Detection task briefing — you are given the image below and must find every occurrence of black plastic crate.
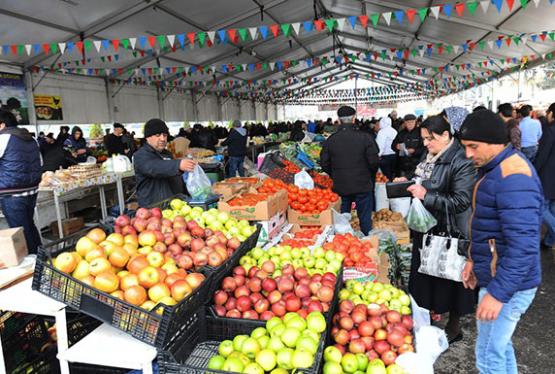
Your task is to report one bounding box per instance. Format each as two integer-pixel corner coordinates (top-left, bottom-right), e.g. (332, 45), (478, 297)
(32, 226), (211, 348)
(66, 309), (103, 347)
(158, 313), (325, 374)
(0, 311), (35, 341)
(11, 354), (60, 374)
(0, 312), (51, 372)
(68, 362), (131, 374)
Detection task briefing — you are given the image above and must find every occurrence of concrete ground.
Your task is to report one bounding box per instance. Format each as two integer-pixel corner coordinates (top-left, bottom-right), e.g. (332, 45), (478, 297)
(434, 248), (555, 374)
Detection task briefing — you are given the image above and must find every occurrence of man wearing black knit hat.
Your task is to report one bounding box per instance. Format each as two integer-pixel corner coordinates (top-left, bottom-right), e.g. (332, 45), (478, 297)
(103, 122), (127, 156)
(320, 106), (379, 235)
(133, 118), (196, 207)
(459, 110), (542, 374)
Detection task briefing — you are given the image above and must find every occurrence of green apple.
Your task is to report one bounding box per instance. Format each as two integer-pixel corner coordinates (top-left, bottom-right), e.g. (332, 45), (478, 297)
(352, 282), (365, 295)
(270, 369), (288, 374)
(324, 346), (343, 364)
(218, 340), (234, 357)
(267, 336), (285, 352)
(401, 306), (412, 315)
(266, 317), (283, 332)
(389, 299), (402, 311)
(169, 199), (184, 210)
(300, 247), (310, 258)
(325, 250), (336, 262)
(243, 363), (264, 374)
(238, 219), (250, 227)
(292, 349), (314, 369)
(285, 316), (306, 331)
(276, 348), (294, 370)
(368, 359), (386, 369)
(379, 290), (392, 301)
(315, 258), (327, 269)
(323, 362), (344, 374)
(367, 366), (387, 374)
(257, 335), (270, 350)
(301, 329), (320, 343)
(280, 251), (292, 261)
(179, 204), (191, 216)
(233, 335), (248, 352)
(372, 283), (384, 293)
(222, 357), (244, 373)
(342, 353), (359, 373)
(217, 211), (230, 223)
(296, 336), (318, 355)
(306, 312), (327, 333)
(251, 327), (267, 340)
(398, 294), (411, 306)
(207, 355), (225, 370)
(242, 337), (261, 359)
(292, 259), (304, 269)
(269, 324), (286, 338)
(356, 353), (369, 371)
(251, 247), (264, 260)
(280, 327), (301, 348)
(339, 289), (351, 300)
(229, 351), (250, 367)
(303, 257), (316, 268)
(255, 349), (277, 372)
(283, 312), (299, 324)
(291, 248), (302, 259)
(385, 364), (407, 374)
(313, 247), (325, 258)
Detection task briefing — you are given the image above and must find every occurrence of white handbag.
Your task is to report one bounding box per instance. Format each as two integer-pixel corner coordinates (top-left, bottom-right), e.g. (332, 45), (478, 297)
(418, 204), (469, 282)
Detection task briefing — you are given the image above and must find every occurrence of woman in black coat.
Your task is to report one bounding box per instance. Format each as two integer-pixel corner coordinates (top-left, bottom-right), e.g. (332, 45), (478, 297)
(396, 116), (477, 343)
(535, 102), (555, 248)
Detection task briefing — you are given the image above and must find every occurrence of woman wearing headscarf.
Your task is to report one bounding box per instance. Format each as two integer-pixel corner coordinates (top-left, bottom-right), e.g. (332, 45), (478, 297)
(63, 126), (88, 164)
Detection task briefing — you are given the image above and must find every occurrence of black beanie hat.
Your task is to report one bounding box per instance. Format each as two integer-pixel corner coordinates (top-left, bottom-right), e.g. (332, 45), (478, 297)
(337, 106), (356, 118)
(113, 122), (124, 129)
(459, 109), (508, 145)
(144, 118), (169, 138)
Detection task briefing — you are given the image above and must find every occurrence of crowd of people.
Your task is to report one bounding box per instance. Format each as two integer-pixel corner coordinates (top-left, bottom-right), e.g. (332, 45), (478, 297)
(1, 98), (554, 373)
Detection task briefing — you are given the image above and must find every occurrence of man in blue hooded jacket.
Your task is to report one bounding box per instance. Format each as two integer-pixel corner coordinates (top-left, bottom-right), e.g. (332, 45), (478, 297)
(0, 110), (43, 253)
(459, 110), (543, 374)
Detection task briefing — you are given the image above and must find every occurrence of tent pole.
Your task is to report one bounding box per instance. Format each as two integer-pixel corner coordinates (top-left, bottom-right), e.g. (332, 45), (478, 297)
(24, 70), (38, 135)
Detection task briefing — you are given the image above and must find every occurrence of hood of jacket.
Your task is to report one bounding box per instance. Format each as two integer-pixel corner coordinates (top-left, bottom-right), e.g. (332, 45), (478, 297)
(234, 127), (247, 136)
(379, 117), (392, 129)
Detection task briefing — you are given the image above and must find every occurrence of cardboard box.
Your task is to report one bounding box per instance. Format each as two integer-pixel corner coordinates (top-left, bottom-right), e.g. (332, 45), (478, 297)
(212, 181), (250, 199)
(257, 211), (288, 243)
(0, 228), (28, 269)
(218, 189), (288, 221)
(50, 217), (84, 238)
(287, 200), (341, 226)
(372, 220), (410, 245)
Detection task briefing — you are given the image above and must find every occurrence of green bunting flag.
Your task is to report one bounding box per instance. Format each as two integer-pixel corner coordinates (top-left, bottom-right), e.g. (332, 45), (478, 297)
(370, 13), (380, 27)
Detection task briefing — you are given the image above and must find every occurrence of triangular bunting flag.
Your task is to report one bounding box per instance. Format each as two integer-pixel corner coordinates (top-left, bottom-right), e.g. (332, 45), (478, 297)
(520, 0), (528, 8)
(382, 12), (392, 25)
(430, 6), (440, 19)
(532, 0), (541, 6)
(238, 28), (248, 41)
(25, 44), (32, 55)
(348, 16), (357, 29)
(303, 21), (314, 32)
(479, 40), (485, 50)
(418, 8), (428, 21)
(177, 34), (185, 48)
(507, 0), (515, 10)
(455, 3), (466, 16)
(324, 19), (335, 32)
(218, 30), (226, 43)
(336, 18), (346, 31)
(370, 13), (380, 27)
(480, 0), (491, 13)
(112, 39), (120, 51)
(208, 31), (216, 44)
(259, 25), (269, 39)
(120, 39), (128, 50)
(129, 37), (136, 49)
(59, 42), (67, 54)
(228, 29), (237, 43)
(443, 4), (453, 17)
(148, 36), (156, 48)
(406, 9), (417, 23)
(269, 62), (275, 70)
(291, 22), (301, 35)
(487, 40), (494, 49)
(467, 1), (479, 14)
(394, 10), (404, 23)
(167, 35), (175, 47)
(270, 24), (280, 38)
(453, 45), (460, 54)
(314, 19), (325, 31)
(493, 0), (503, 12)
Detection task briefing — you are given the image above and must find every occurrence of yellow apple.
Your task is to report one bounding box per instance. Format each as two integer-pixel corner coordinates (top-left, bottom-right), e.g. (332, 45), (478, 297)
(89, 258), (112, 276)
(147, 252), (164, 268)
(72, 260), (91, 280)
(106, 233), (125, 247)
(138, 246), (153, 255)
(53, 252), (77, 274)
(75, 237), (98, 258)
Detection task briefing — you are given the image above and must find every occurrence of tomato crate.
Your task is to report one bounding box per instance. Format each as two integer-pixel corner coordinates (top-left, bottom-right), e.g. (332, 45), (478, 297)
(32, 226), (211, 348)
(157, 312), (325, 374)
(0, 311), (51, 372)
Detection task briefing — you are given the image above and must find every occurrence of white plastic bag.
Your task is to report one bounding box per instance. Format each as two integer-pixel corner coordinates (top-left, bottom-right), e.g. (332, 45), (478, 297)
(406, 198), (437, 233)
(332, 209), (353, 234)
(113, 155), (132, 172)
(415, 326), (449, 364)
(294, 169), (314, 190)
(185, 164), (212, 199)
(374, 182), (390, 211)
(390, 197), (411, 218)
(396, 352), (434, 374)
(410, 295), (430, 330)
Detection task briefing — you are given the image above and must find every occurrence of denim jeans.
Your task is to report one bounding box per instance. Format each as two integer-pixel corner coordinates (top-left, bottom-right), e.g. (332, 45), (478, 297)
(0, 194), (42, 254)
(543, 199), (555, 246)
(476, 287), (537, 374)
(340, 192), (373, 235)
(227, 156), (245, 178)
(521, 146), (538, 162)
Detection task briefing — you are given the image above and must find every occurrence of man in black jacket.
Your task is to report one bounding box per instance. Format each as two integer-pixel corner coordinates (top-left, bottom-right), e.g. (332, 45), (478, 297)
(391, 114), (424, 178)
(40, 133), (66, 171)
(103, 123), (128, 156)
(320, 106), (380, 235)
(133, 119), (196, 207)
(222, 120), (248, 177)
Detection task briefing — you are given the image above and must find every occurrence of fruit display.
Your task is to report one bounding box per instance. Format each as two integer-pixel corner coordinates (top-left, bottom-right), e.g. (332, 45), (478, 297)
(52, 227), (206, 311)
(291, 228), (322, 240)
(324, 298), (413, 374)
(279, 238), (315, 249)
(239, 246), (343, 277)
(207, 312), (327, 373)
(283, 160), (301, 174)
(279, 227), (323, 249)
(338, 281), (412, 316)
(323, 234), (378, 269)
(227, 177), (260, 185)
(228, 193), (275, 207)
(257, 178), (288, 194)
(309, 171), (333, 189)
(212, 259), (340, 321)
(375, 172), (389, 183)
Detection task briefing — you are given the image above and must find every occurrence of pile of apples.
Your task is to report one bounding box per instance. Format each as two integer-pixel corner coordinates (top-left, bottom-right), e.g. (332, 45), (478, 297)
(339, 281), (412, 316)
(239, 246), (343, 277)
(323, 234), (378, 269)
(327, 299), (414, 371)
(213, 262), (338, 321)
(207, 312), (327, 373)
(52, 228), (205, 311)
(114, 205), (255, 272)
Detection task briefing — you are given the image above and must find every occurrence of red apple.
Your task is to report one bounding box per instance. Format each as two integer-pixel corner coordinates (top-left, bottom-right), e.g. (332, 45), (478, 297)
(317, 286), (334, 303)
(339, 300), (354, 314)
(236, 295), (252, 312)
(307, 300), (324, 313)
(226, 309), (241, 318)
(374, 340), (390, 355)
(247, 278), (262, 293)
(334, 329), (350, 345)
(381, 350), (397, 366)
(293, 267), (308, 280)
(190, 238), (205, 252)
(261, 260), (275, 274)
(358, 321), (375, 337)
(242, 310), (259, 320)
(260, 311), (274, 321)
(233, 266), (246, 277)
(339, 316), (354, 331)
(234, 285), (250, 298)
(277, 276), (294, 293)
(294, 284), (311, 299)
(254, 299), (270, 314)
(249, 292), (263, 304)
(349, 339), (366, 354)
(386, 310), (402, 324)
(374, 328), (387, 341)
(224, 297), (236, 311)
(214, 290), (228, 306)
(222, 277), (237, 292)
(267, 290), (282, 304)
(271, 300), (286, 317)
(285, 295), (301, 312)
(214, 305), (226, 317)
(262, 278), (277, 293)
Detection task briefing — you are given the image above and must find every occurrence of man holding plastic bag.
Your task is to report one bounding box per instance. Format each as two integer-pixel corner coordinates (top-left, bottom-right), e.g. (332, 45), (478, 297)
(133, 119), (196, 207)
(459, 110), (542, 374)
(320, 106), (379, 235)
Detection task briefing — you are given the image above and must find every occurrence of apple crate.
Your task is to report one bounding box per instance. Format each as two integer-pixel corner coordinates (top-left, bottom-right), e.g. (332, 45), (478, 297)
(32, 226), (211, 348)
(157, 312), (325, 374)
(147, 193), (220, 212)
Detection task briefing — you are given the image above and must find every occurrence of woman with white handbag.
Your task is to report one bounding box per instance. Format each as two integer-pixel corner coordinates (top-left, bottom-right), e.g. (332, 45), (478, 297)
(395, 115), (477, 344)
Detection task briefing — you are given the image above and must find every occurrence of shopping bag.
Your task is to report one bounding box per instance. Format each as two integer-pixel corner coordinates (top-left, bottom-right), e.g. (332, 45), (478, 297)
(294, 169), (314, 189)
(332, 209), (353, 234)
(185, 164), (212, 199)
(406, 198), (437, 233)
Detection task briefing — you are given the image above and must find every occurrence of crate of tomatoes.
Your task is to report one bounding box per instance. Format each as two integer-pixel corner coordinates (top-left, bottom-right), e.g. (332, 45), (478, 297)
(287, 186), (340, 226)
(218, 189), (288, 221)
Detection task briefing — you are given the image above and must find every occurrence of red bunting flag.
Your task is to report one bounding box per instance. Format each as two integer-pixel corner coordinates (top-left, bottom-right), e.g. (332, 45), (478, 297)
(107, 55), (112, 62)
(506, 37), (512, 46)
(228, 29), (237, 43)
(118, 68), (123, 75)
(403, 49), (410, 59)
(270, 24), (280, 38)
(506, 0), (515, 10)
(540, 33), (547, 41)
(147, 67), (153, 74)
(11, 45), (18, 55)
(148, 36), (156, 48)
(76, 41), (83, 52)
(314, 19), (325, 31)
(256, 63), (262, 71)
(42, 43), (50, 54)
(358, 15), (368, 28)
(112, 39), (120, 51)
(455, 3), (465, 16)
(406, 9), (417, 23)
(187, 32), (196, 45)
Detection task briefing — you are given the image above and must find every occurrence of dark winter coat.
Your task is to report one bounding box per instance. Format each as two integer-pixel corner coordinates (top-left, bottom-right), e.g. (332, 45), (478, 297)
(133, 143), (184, 207)
(0, 127), (42, 194)
(63, 127), (88, 163)
(190, 128), (217, 151)
(40, 141), (66, 172)
(222, 128), (248, 157)
(391, 128), (425, 178)
(534, 124), (555, 200)
(289, 129), (305, 142)
(471, 146), (543, 303)
(103, 134), (127, 156)
(320, 124), (379, 196)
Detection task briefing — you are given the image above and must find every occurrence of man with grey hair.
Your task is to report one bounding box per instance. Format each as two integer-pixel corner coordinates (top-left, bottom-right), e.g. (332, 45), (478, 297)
(222, 120), (248, 177)
(320, 106), (379, 234)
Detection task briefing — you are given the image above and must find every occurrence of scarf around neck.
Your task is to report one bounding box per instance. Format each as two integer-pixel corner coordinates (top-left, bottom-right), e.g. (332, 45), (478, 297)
(414, 139), (454, 180)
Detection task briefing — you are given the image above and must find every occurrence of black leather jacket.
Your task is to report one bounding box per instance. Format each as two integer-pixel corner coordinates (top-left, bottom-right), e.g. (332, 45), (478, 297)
(420, 141), (476, 237)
